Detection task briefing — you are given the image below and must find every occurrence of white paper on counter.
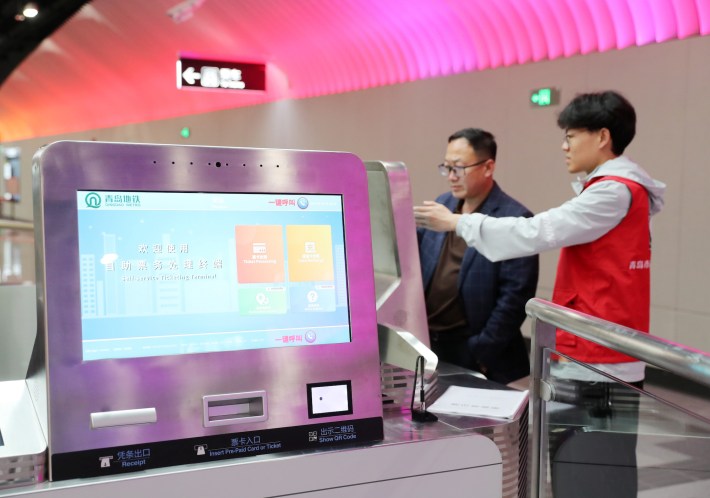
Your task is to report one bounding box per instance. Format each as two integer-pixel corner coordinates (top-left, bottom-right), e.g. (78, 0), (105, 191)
(428, 386), (529, 419)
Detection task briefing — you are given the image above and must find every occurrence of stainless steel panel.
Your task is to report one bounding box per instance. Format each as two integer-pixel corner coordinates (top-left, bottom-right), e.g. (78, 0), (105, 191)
(0, 411), (507, 497)
(366, 162), (439, 413)
(365, 161), (429, 347)
(425, 363), (529, 498)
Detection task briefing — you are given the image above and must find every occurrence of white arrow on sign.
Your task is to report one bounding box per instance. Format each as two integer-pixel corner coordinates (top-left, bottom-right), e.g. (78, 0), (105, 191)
(182, 67), (201, 85)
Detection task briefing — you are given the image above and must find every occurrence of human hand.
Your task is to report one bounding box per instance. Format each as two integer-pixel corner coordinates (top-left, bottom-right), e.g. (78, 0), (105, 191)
(413, 201), (460, 232)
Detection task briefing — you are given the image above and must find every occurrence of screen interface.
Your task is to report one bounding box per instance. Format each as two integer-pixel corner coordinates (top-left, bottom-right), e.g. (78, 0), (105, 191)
(76, 191), (350, 361)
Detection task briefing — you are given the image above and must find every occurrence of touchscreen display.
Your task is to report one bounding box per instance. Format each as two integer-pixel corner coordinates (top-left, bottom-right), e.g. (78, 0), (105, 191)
(76, 191), (350, 361)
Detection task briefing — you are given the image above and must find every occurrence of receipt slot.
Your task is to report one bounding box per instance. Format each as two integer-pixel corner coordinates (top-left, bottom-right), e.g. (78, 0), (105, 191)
(28, 141), (384, 481)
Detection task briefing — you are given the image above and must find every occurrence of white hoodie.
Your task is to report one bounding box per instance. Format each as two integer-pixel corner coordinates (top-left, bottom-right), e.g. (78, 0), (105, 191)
(455, 155), (666, 262)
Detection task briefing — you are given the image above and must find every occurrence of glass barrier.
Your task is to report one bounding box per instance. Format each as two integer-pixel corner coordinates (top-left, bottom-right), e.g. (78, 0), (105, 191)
(538, 350), (710, 497)
(0, 226), (35, 284)
(528, 299), (710, 498)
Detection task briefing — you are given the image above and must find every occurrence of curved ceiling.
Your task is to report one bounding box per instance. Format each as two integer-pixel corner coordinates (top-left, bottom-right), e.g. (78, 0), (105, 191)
(1, 0), (709, 142)
(0, 0), (89, 86)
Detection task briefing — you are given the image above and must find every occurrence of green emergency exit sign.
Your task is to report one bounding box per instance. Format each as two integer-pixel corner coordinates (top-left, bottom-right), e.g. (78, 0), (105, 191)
(530, 87), (560, 107)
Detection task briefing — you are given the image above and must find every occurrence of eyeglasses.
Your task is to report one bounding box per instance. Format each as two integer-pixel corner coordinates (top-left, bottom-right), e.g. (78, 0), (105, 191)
(563, 129), (597, 147)
(437, 158), (489, 177)
(563, 132), (580, 147)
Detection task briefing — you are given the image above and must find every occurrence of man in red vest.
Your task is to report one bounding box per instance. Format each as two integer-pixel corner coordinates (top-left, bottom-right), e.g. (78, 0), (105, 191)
(415, 90), (666, 497)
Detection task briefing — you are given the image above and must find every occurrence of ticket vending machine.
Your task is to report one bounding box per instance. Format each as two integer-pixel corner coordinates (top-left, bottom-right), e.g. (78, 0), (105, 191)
(27, 141), (384, 481)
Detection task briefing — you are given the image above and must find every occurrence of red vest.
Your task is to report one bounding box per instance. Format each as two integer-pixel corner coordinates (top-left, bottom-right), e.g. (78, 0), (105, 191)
(552, 176), (651, 363)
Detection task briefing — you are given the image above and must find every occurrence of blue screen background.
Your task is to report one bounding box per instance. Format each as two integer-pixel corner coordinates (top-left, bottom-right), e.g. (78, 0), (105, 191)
(76, 192), (351, 361)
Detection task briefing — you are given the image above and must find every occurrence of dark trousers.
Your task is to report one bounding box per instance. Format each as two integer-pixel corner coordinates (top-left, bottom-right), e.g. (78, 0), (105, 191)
(549, 380), (643, 498)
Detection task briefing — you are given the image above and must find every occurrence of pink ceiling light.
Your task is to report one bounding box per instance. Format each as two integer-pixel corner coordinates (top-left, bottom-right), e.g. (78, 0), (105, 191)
(1, 0), (709, 142)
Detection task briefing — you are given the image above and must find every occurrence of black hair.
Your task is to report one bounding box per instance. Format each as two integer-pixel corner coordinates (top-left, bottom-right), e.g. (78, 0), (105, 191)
(557, 91), (636, 155)
(448, 128), (497, 161)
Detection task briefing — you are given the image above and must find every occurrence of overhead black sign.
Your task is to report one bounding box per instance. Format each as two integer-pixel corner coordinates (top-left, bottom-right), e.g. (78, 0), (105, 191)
(177, 56), (266, 91)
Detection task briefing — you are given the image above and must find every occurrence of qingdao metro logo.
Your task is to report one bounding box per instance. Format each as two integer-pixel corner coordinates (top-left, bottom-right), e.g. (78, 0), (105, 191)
(85, 192), (102, 208)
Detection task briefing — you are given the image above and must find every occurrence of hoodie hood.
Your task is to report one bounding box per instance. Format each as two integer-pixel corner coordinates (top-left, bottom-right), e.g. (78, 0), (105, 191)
(572, 155), (666, 216)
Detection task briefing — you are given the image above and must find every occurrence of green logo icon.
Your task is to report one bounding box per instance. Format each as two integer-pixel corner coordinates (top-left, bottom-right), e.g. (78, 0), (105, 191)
(85, 192), (102, 208)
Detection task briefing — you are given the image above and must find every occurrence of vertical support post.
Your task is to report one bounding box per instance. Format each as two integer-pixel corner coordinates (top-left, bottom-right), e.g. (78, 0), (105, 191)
(530, 316), (556, 498)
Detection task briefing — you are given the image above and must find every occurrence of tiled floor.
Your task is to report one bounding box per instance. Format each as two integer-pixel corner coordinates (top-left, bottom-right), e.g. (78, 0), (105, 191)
(636, 380), (710, 497)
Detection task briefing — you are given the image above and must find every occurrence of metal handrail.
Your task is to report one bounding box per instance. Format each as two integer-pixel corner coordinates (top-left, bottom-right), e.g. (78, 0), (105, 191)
(526, 297), (710, 498)
(0, 219), (33, 231)
(526, 298), (710, 387)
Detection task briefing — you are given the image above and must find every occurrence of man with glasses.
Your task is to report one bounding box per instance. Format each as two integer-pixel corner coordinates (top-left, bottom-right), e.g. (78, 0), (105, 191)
(415, 92), (666, 497)
(417, 127), (539, 385)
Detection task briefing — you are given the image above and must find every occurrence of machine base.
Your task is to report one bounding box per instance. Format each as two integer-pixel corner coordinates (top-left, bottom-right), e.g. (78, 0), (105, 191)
(51, 417), (383, 481)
